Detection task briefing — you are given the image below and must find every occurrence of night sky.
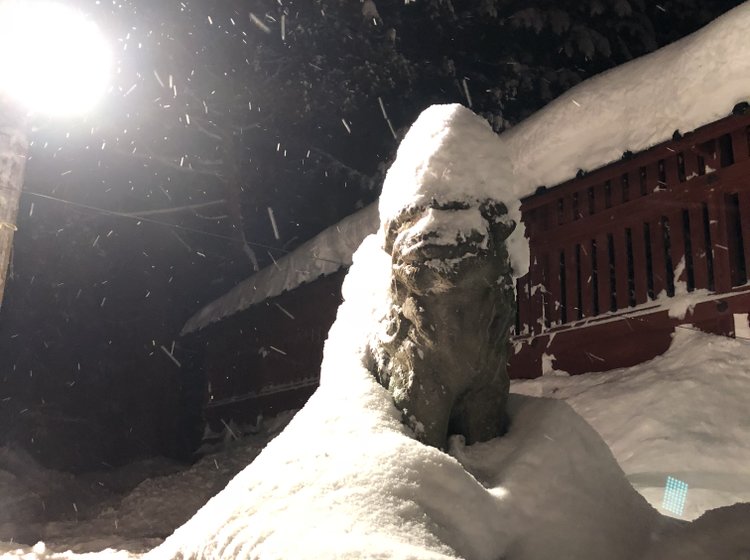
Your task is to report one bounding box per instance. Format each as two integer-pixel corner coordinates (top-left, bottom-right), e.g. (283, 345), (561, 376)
(0, 0), (743, 472)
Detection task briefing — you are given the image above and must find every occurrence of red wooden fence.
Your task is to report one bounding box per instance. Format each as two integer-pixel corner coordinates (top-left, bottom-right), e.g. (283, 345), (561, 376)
(510, 111), (750, 377)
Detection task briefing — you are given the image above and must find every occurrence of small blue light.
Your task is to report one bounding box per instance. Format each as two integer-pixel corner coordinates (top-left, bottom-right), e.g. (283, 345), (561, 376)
(662, 476), (689, 516)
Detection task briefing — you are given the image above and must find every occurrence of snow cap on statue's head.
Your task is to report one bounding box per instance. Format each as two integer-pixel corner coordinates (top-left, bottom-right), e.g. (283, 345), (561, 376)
(378, 104), (511, 224)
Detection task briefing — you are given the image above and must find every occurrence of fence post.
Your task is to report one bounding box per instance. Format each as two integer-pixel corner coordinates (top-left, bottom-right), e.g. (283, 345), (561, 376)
(707, 193), (732, 293)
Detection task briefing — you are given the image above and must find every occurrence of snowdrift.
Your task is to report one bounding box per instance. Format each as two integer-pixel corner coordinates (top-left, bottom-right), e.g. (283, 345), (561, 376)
(513, 327), (750, 520)
(148, 235), (663, 560)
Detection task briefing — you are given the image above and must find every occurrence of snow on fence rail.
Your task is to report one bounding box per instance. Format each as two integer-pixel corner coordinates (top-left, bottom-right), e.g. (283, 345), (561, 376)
(513, 110), (750, 338)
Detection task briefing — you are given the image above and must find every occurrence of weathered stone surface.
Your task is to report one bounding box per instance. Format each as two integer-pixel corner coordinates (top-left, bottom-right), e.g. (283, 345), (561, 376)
(365, 199), (516, 448)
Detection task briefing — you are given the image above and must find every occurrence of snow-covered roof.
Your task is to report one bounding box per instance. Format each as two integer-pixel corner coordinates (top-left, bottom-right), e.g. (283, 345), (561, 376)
(183, 2), (750, 334)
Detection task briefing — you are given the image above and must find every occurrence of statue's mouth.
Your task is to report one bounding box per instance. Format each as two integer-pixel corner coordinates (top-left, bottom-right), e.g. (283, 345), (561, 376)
(394, 230), (487, 269)
(392, 207), (490, 265)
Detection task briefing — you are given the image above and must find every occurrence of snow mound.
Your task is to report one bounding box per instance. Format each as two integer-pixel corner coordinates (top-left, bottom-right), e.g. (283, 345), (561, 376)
(148, 235), (662, 560)
(512, 327), (750, 520)
(378, 104), (526, 277)
(643, 503), (750, 560)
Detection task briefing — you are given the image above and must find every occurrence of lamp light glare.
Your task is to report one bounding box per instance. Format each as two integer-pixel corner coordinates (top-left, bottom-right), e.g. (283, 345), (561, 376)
(0, 1), (112, 117)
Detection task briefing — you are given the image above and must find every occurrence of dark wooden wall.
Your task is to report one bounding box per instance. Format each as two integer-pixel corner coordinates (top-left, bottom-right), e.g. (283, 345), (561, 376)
(181, 270), (345, 430)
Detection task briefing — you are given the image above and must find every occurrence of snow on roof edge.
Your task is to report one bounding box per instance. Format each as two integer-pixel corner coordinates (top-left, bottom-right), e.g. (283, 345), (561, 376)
(181, 204), (380, 335)
(502, 2), (750, 189)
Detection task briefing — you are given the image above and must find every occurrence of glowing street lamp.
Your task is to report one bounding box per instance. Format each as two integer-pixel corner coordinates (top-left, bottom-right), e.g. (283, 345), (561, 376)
(0, 0), (111, 306)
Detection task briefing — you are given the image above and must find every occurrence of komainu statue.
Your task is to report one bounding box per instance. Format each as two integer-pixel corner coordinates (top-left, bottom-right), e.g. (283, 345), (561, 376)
(365, 198), (516, 449)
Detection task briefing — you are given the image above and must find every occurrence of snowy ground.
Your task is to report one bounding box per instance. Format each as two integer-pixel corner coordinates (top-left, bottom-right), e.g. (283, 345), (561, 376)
(512, 326), (750, 521)
(0, 414), (295, 555)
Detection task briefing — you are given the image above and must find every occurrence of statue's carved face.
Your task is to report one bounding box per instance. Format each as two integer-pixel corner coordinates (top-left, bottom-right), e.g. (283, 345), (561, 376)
(380, 199), (516, 359)
(384, 200), (515, 297)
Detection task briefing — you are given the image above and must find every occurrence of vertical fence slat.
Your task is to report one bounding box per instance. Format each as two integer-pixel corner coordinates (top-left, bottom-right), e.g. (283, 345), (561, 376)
(703, 141), (720, 174)
(545, 250), (562, 326)
(738, 192), (750, 284)
(630, 223), (649, 304)
(564, 244), (579, 322)
(529, 254), (545, 334)
(644, 162), (661, 194)
(650, 218), (668, 297)
(732, 128), (749, 164)
(595, 233), (611, 313)
(563, 196), (575, 225)
(664, 155), (680, 189)
(613, 229), (630, 310)
(523, 209), (538, 239)
(579, 240), (595, 317)
(708, 194), (732, 293)
(688, 205), (710, 290)
(593, 184), (608, 213)
(516, 275), (532, 335)
(611, 176), (625, 207)
(683, 149), (701, 181)
(625, 171), (639, 201)
(668, 211), (688, 288)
